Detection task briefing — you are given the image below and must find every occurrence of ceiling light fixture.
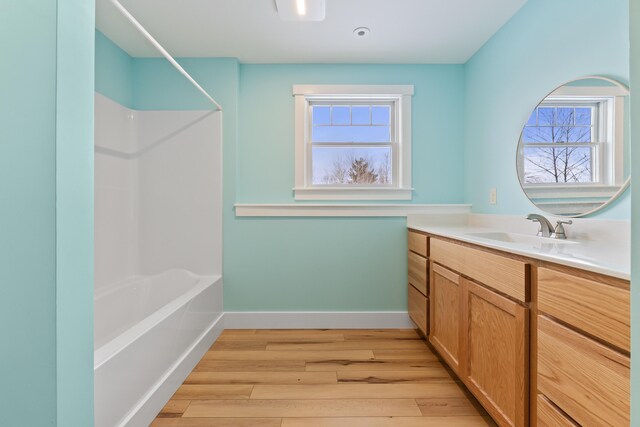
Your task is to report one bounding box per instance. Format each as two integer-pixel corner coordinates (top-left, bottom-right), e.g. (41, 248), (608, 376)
(275, 0), (325, 21)
(296, 0), (306, 16)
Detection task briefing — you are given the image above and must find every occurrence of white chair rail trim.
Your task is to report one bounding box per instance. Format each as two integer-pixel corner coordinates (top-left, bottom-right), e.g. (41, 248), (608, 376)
(234, 203), (472, 217)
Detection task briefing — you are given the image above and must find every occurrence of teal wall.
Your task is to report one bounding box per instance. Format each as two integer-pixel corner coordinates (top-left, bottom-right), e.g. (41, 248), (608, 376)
(56, 0), (95, 425)
(0, 1), (58, 423)
(463, 0), (630, 219)
(95, 30), (133, 108)
(0, 1), (94, 426)
(226, 217), (408, 311)
(629, 1), (639, 424)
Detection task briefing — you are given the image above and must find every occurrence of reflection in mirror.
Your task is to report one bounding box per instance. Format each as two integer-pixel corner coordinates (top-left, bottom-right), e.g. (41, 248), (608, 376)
(516, 76), (630, 216)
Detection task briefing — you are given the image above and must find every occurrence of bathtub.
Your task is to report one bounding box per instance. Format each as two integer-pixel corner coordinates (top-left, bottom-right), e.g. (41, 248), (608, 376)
(94, 269), (223, 427)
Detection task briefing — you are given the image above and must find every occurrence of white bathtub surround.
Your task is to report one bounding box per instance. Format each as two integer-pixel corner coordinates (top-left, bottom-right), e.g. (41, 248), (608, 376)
(94, 93), (223, 427)
(407, 213), (630, 279)
(95, 93), (222, 289)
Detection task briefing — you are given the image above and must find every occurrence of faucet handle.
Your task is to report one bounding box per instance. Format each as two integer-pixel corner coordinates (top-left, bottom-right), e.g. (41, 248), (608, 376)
(554, 220), (573, 239)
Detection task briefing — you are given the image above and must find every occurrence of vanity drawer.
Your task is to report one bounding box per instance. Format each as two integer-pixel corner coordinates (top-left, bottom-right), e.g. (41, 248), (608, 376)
(430, 238), (528, 302)
(408, 284), (427, 336)
(538, 267), (630, 352)
(408, 250), (427, 296)
(537, 316), (630, 427)
(537, 395), (578, 427)
(408, 230), (427, 257)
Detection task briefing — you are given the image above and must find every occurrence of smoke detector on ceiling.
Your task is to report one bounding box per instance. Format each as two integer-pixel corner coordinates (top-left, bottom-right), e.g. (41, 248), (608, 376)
(353, 27), (370, 38)
(275, 0), (326, 21)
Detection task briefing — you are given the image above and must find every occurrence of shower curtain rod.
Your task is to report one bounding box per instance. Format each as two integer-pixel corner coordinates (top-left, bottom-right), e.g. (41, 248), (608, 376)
(109, 0), (223, 111)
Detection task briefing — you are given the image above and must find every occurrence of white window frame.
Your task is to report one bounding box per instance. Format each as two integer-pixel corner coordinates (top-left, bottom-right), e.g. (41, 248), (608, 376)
(517, 84), (627, 201)
(293, 85), (414, 201)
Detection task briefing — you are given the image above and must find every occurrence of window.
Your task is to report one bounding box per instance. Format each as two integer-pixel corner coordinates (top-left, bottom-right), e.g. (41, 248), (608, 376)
(293, 85), (413, 200)
(521, 102), (601, 184)
(517, 84), (627, 200)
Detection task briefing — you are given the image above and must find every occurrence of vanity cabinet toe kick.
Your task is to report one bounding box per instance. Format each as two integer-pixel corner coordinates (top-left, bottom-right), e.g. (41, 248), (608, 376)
(406, 228), (630, 427)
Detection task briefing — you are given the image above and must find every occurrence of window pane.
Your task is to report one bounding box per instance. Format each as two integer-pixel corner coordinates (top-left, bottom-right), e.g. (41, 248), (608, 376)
(556, 108), (573, 125)
(372, 106), (390, 125)
(351, 106), (370, 125)
(312, 146), (392, 185)
(523, 126), (553, 143)
(537, 107), (555, 125)
(552, 126), (571, 143)
(312, 106), (330, 125)
(574, 108), (592, 125)
(568, 126), (593, 143)
(312, 125), (390, 143)
(523, 146), (593, 184)
(526, 110), (537, 126)
(332, 106), (350, 125)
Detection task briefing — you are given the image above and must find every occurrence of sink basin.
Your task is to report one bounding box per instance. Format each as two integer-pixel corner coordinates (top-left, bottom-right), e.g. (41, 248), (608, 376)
(465, 231), (578, 246)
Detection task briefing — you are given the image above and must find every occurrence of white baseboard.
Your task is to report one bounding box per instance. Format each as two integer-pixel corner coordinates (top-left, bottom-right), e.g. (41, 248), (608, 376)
(122, 313), (224, 427)
(223, 311), (413, 329)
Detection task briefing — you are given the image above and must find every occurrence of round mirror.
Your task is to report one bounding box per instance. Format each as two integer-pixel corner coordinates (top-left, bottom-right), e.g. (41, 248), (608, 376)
(516, 76), (630, 217)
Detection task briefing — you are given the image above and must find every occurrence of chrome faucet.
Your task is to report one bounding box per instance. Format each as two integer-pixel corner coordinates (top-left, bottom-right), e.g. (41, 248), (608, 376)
(526, 214), (554, 237)
(553, 220), (573, 239)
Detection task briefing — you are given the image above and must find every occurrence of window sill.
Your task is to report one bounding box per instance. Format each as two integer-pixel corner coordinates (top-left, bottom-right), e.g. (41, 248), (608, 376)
(293, 187), (414, 201)
(523, 184), (623, 199)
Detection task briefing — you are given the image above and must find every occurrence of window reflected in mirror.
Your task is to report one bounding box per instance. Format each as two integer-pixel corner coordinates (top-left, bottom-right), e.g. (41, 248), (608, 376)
(516, 76), (630, 216)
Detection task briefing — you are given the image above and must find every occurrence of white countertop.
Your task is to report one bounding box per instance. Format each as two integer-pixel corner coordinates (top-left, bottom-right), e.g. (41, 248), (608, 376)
(407, 214), (630, 281)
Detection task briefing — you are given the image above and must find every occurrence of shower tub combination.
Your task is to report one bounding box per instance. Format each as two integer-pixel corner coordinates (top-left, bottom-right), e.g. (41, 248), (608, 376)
(94, 270), (222, 427)
(94, 92), (223, 427)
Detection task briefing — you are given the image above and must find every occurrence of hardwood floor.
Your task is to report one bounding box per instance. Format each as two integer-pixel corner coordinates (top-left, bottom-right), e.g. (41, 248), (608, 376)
(152, 329), (495, 426)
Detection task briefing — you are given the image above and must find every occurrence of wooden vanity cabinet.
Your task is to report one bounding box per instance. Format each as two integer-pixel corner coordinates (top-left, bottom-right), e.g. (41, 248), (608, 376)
(429, 237), (529, 427)
(407, 230), (631, 427)
(407, 230), (428, 336)
(535, 267), (631, 427)
(429, 262), (461, 373)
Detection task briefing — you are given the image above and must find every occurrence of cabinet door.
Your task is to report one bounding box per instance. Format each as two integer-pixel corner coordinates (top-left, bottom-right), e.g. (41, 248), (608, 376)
(408, 284), (428, 336)
(460, 278), (529, 427)
(429, 262), (461, 373)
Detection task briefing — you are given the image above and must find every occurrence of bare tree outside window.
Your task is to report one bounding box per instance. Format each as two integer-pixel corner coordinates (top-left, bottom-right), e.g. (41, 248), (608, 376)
(523, 106), (595, 184)
(376, 152), (391, 184)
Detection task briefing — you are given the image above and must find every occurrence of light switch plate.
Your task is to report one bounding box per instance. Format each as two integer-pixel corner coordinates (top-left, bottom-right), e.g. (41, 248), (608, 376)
(489, 187), (497, 204)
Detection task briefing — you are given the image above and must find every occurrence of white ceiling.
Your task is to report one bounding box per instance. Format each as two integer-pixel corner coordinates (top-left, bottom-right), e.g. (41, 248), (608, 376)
(96, 0), (528, 63)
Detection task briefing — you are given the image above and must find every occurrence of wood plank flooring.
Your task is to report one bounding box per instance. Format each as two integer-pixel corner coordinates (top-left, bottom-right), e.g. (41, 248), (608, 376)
(152, 329), (495, 426)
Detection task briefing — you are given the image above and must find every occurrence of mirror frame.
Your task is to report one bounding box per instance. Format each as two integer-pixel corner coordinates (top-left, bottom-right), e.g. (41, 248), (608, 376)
(515, 75), (630, 217)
